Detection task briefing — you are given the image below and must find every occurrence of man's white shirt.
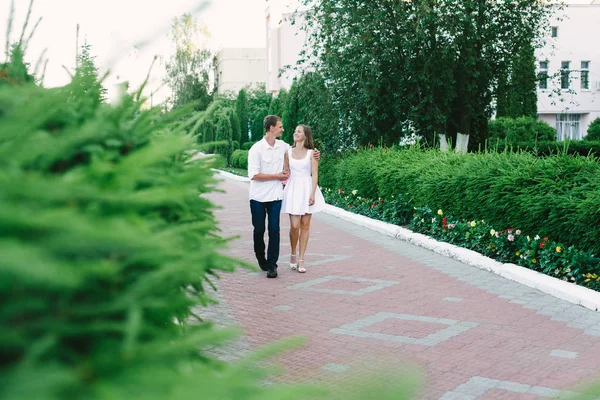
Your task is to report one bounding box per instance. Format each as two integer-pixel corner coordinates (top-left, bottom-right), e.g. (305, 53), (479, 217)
(248, 137), (291, 202)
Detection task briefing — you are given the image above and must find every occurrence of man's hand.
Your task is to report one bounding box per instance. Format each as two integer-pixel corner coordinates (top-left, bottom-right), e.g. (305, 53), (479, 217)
(276, 170), (290, 181)
(313, 148), (321, 161)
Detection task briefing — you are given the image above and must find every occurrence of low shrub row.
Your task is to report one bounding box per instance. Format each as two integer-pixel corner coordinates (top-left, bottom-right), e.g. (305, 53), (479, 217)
(492, 140), (600, 158)
(319, 147), (600, 257)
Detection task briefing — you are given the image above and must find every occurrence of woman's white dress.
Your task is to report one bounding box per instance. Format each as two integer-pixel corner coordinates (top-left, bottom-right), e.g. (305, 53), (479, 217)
(281, 149), (325, 215)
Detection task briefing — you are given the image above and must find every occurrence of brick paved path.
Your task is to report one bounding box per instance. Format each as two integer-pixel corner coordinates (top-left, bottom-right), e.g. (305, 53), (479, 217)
(198, 177), (600, 399)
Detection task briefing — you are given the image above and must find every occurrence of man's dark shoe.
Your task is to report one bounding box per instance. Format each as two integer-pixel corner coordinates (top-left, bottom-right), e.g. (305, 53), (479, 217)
(266, 266), (278, 278)
(257, 257), (268, 271)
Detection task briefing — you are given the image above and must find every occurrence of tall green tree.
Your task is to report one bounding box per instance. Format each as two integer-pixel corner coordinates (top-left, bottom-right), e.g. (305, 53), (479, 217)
(230, 109), (241, 144)
(268, 88), (287, 117)
(163, 13), (212, 110)
(235, 88), (249, 144)
(496, 40), (538, 119)
(216, 114), (233, 164)
(247, 84), (271, 142)
(282, 83), (299, 144)
(296, 72), (337, 150)
(297, 0), (554, 150)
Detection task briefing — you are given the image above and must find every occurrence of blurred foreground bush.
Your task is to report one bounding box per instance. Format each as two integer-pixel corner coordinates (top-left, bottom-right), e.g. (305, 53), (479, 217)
(0, 42), (421, 400)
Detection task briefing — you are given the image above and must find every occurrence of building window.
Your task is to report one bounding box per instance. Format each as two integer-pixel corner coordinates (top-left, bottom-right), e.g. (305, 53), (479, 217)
(581, 61), (590, 90)
(560, 61), (570, 89)
(538, 61), (548, 89)
(556, 114), (582, 141)
(551, 26), (558, 38)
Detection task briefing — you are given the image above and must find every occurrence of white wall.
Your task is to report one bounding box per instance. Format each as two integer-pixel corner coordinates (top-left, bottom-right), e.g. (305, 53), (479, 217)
(265, 0), (312, 93)
(536, 2), (600, 139)
(213, 48), (267, 95)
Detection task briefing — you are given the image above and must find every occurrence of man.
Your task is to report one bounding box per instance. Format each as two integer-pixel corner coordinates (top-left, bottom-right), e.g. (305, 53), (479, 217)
(247, 115), (319, 278)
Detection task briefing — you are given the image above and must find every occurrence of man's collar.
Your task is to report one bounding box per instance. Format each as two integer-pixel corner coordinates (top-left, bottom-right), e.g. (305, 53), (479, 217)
(262, 136), (281, 149)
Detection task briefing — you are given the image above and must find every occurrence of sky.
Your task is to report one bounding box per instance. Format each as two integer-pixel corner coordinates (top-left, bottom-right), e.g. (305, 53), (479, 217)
(1, 0), (267, 103)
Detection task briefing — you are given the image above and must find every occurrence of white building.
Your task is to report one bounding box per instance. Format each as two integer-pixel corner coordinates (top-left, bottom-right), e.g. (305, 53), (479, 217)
(212, 48), (267, 95)
(536, 0), (600, 140)
(265, 0), (310, 93)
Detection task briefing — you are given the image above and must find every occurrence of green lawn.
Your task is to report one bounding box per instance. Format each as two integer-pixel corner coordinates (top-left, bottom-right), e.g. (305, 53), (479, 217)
(220, 167), (247, 177)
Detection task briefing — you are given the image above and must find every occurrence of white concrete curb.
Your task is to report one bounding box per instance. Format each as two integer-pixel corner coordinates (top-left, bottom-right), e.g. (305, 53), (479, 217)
(216, 169), (600, 312)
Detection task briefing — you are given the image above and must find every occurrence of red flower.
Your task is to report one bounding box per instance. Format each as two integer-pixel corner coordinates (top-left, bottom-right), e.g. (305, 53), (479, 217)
(442, 217), (448, 230)
(337, 189), (344, 194)
(372, 201), (378, 207)
(539, 242), (545, 249)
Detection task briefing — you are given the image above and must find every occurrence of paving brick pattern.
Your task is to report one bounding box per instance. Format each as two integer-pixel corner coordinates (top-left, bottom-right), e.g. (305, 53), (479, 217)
(197, 178), (600, 399)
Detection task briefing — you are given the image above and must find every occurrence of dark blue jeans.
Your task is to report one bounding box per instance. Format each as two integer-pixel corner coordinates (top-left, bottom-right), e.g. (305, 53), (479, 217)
(250, 199), (282, 268)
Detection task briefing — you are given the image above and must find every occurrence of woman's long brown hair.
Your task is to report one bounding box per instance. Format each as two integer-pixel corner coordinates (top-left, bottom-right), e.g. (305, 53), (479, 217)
(298, 124), (314, 149)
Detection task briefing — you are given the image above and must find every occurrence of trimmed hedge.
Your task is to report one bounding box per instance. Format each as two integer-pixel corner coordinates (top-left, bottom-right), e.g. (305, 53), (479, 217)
(493, 140), (600, 158)
(320, 148), (600, 255)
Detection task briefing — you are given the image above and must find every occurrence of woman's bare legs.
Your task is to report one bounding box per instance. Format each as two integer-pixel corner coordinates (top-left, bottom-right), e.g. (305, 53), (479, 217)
(298, 214), (312, 272)
(289, 215), (301, 268)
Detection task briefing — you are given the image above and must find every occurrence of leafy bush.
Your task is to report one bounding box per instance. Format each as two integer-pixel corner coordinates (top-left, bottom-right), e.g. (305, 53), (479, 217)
(230, 150), (248, 170)
(488, 116), (556, 145)
(586, 118), (600, 141)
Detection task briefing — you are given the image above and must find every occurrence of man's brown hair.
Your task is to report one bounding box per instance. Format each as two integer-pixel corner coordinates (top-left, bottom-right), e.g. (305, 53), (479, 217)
(263, 115), (282, 133)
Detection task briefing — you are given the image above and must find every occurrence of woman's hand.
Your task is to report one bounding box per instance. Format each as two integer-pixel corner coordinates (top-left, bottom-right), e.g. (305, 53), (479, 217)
(309, 195), (315, 206)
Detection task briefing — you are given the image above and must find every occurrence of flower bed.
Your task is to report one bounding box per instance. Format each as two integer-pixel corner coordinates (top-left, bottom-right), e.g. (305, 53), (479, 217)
(323, 188), (600, 292)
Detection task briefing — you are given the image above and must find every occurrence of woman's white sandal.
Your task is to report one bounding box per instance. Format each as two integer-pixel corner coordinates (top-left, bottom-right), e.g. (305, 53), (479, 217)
(297, 260), (306, 273)
(289, 254), (298, 270)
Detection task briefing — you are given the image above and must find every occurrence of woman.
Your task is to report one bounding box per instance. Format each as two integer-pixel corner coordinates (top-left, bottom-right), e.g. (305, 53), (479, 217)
(281, 124), (325, 273)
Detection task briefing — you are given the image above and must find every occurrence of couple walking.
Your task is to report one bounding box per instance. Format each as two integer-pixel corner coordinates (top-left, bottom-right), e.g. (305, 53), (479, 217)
(247, 115), (325, 278)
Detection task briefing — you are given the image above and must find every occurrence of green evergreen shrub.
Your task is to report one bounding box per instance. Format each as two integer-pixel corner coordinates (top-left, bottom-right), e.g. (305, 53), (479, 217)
(0, 57), (255, 399)
(586, 118), (600, 141)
